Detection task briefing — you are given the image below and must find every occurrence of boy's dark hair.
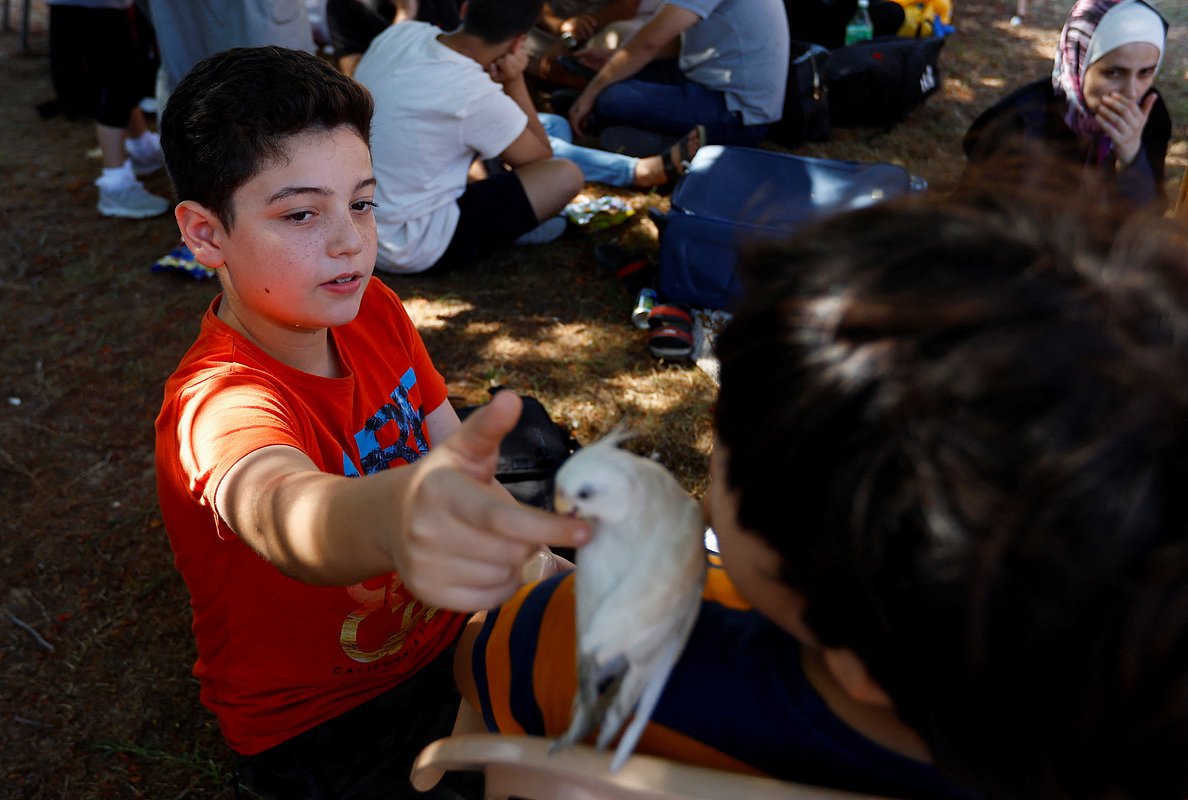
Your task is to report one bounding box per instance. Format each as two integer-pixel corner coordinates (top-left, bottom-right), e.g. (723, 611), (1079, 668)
(714, 185), (1188, 799)
(160, 46), (374, 230)
(461, 0), (543, 43)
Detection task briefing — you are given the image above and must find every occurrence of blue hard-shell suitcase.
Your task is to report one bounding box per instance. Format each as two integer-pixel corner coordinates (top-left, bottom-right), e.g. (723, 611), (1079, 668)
(657, 145), (918, 309)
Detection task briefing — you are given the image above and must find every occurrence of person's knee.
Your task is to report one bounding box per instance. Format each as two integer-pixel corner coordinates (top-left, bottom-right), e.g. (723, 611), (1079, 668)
(550, 157), (586, 215)
(519, 157), (584, 220)
(555, 157), (585, 196)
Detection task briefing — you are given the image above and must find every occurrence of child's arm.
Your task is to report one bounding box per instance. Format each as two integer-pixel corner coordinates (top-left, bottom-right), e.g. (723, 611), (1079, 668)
(568, 4), (699, 136)
(425, 396), (462, 442)
(213, 391), (590, 612)
(488, 40), (554, 168)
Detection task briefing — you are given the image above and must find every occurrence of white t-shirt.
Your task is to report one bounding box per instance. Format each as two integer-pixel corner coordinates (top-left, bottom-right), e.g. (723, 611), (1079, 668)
(355, 22), (528, 273)
(668, 0), (789, 126)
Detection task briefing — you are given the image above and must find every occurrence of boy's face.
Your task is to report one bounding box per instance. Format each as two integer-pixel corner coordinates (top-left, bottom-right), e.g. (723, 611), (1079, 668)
(707, 443), (815, 644)
(204, 126), (378, 339)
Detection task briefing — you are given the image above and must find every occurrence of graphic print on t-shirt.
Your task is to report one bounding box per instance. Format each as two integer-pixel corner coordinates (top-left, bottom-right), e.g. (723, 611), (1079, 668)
(338, 366), (439, 663)
(343, 368), (430, 476)
(341, 574), (440, 663)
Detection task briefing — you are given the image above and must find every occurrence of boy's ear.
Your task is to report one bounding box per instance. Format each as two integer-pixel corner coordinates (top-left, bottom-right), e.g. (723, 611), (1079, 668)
(175, 200), (227, 270)
(822, 647), (895, 709)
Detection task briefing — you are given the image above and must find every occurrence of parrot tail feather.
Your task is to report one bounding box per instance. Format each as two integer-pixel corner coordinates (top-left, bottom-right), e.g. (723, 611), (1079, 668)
(607, 634), (685, 772)
(552, 653), (629, 754)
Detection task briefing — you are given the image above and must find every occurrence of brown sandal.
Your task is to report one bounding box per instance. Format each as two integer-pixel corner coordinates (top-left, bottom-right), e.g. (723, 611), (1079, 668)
(659, 125), (706, 183)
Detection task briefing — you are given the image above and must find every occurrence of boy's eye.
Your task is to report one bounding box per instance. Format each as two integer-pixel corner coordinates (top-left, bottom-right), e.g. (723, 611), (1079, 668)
(285, 210), (314, 223)
(352, 200), (378, 213)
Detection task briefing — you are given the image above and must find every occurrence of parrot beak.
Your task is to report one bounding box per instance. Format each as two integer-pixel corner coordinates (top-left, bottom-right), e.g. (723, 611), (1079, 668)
(554, 493), (574, 516)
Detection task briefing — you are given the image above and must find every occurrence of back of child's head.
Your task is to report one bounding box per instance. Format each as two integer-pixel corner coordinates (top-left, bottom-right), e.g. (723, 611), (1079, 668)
(160, 46), (374, 231)
(714, 184), (1188, 799)
(461, 0), (543, 43)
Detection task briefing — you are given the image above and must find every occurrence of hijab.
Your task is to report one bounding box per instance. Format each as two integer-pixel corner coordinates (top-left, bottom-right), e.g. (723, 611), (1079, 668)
(1051, 0), (1167, 145)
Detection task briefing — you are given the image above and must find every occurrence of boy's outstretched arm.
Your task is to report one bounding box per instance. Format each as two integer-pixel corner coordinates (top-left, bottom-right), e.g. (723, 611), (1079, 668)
(213, 391), (590, 612)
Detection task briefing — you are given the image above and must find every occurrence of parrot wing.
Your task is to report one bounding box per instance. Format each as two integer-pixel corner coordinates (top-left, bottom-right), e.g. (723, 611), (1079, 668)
(557, 482), (707, 770)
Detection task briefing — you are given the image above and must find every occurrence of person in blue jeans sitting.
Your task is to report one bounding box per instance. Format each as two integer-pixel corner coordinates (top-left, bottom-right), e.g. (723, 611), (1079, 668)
(566, 0), (789, 147)
(541, 113), (702, 188)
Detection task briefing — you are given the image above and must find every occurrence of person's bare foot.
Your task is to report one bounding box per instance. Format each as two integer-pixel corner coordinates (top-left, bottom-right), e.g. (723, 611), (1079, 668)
(633, 126), (704, 189)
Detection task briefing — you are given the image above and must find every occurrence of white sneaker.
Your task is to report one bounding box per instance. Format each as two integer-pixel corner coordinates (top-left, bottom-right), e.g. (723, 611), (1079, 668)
(97, 180), (171, 219)
(514, 216), (567, 246)
(126, 132), (165, 177)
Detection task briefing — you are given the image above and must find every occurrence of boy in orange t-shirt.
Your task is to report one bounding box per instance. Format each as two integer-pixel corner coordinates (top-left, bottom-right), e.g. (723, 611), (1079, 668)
(154, 45), (587, 798)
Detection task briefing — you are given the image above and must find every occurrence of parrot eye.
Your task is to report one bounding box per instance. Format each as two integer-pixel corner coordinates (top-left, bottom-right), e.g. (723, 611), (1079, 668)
(576, 486), (594, 501)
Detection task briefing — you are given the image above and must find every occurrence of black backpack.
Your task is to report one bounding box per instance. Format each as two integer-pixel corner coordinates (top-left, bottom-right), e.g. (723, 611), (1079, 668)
(825, 35), (945, 128)
(769, 40), (832, 148)
(455, 387), (580, 511)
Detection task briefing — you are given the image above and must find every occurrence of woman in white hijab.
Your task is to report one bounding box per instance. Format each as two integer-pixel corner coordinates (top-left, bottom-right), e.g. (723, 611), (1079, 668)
(963, 0), (1171, 207)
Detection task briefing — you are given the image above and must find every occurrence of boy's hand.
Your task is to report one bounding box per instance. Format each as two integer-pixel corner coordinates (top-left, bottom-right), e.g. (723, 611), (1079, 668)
(395, 391), (590, 612)
(488, 42), (530, 84)
(569, 87), (597, 137)
(1097, 91), (1156, 168)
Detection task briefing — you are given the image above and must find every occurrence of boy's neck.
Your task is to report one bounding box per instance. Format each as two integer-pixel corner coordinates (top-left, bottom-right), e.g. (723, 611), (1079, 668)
(216, 297), (344, 379)
(799, 646), (933, 764)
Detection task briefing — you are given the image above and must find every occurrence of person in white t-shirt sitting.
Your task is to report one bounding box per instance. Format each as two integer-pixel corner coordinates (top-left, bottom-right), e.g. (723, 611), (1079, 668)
(354, 0), (584, 273)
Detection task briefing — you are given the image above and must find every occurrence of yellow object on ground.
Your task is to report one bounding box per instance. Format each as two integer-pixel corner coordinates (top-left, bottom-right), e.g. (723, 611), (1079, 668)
(891, 0), (952, 37)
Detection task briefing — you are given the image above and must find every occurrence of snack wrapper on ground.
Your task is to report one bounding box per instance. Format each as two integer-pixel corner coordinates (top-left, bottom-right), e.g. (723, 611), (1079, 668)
(564, 196), (636, 232)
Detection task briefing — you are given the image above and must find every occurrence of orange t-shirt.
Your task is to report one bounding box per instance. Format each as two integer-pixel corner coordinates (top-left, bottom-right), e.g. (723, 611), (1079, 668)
(155, 278), (464, 755)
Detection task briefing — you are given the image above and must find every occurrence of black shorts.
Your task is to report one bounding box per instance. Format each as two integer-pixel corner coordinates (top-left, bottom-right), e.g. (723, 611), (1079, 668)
(48, 5), (149, 128)
(326, 0), (461, 56)
(431, 169), (540, 272)
(234, 646), (479, 799)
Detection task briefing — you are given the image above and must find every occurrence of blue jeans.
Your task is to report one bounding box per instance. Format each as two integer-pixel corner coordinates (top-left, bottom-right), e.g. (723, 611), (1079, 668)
(541, 113), (638, 188)
(591, 61), (768, 147)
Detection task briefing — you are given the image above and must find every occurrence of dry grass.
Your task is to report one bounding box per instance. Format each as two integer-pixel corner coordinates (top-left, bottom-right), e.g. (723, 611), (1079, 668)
(1, 1), (1185, 797)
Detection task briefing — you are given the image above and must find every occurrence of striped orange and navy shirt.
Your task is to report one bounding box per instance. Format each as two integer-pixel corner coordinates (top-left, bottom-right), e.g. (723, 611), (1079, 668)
(467, 559), (974, 799)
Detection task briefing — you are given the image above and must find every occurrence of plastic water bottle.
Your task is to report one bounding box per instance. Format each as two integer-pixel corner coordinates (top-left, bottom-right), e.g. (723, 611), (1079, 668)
(844, 0), (874, 45)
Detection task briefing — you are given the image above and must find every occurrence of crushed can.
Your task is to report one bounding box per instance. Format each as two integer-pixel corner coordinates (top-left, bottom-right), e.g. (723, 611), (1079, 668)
(632, 288), (658, 329)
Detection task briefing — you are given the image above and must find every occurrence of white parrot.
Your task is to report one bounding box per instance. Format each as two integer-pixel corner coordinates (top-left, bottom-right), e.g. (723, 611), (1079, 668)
(551, 430), (708, 772)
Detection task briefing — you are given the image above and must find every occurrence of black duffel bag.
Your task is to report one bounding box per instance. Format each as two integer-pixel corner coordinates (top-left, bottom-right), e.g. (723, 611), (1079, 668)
(826, 35), (945, 128)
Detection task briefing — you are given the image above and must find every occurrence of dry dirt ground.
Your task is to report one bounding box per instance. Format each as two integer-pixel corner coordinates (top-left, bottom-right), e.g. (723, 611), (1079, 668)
(1, 2), (1186, 797)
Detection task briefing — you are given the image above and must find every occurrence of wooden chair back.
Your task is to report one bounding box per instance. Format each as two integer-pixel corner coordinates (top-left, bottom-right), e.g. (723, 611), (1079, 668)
(411, 734), (892, 800)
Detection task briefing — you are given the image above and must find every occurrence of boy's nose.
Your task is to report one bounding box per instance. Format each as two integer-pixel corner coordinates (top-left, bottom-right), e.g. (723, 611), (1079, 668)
(331, 214), (366, 256)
